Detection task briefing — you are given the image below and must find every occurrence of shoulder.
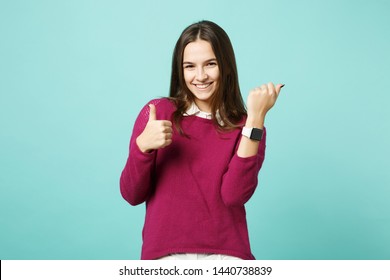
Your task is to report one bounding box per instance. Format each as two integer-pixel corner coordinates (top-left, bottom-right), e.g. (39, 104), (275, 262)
(148, 98), (176, 110)
(145, 98), (176, 120)
(133, 98), (176, 129)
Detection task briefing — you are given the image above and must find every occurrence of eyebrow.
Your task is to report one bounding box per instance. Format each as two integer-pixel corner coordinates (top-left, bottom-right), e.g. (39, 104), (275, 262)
(183, 58), (217, 64)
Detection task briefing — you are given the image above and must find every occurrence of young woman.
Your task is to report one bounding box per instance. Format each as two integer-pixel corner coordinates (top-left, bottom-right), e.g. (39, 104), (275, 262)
(120, 20), (284, 260)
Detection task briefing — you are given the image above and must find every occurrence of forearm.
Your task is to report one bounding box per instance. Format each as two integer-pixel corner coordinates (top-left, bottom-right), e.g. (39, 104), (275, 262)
(120, 102), (158, 205)
(221, 127), (267, 207)
(120, 145), (156, 206)
(237, 115), (264, 158)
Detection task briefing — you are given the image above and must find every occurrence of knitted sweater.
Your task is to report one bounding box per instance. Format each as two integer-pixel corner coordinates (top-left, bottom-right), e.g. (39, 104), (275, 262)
(120, 98), (266, 260)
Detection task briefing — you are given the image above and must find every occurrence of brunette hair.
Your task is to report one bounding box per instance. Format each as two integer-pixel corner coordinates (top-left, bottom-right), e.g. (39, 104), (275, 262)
(169, 20), (246, 134)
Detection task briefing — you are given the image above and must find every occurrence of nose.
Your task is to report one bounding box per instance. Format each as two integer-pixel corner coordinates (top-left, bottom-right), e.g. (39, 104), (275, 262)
(195, 67), (208, 81)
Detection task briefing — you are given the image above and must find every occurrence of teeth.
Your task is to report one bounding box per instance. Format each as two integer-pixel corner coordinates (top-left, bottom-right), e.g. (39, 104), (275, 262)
(195, 83), (211, 89)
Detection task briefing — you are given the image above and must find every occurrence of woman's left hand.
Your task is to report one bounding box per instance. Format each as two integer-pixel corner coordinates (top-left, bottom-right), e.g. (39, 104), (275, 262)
(246, 82), (284, 127)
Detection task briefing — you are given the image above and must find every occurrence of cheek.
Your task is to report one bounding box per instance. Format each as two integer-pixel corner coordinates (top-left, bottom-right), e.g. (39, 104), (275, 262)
(183, 71), (193, 84)
(210, 68), (220, 81)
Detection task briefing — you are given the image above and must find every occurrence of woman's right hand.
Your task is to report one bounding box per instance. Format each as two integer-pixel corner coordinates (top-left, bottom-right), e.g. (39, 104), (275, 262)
(136, 104), (173, 153)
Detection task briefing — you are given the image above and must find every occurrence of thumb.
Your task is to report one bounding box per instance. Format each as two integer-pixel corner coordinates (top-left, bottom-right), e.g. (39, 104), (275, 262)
(275, 84), (285, 95)
(148, 104), (157, 121)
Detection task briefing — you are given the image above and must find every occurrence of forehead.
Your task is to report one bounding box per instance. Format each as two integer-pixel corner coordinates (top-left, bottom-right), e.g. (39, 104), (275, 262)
(183, 39), (216, 62)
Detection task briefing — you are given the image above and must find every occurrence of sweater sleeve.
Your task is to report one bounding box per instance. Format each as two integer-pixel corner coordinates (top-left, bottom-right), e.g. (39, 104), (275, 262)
(120, 102), (157, 206)
(220, 128), (266, 207)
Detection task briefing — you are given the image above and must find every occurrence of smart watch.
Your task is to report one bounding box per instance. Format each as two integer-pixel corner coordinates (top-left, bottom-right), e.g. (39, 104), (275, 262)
(242, 127), (263, 141)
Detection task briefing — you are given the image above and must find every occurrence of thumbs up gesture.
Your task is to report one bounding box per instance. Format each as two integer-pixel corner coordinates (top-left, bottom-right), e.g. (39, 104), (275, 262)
(136, 104), (173, 153)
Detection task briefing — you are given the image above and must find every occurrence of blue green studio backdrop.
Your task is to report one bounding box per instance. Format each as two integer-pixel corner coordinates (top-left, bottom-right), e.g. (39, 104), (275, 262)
(1, 0), (389, 259)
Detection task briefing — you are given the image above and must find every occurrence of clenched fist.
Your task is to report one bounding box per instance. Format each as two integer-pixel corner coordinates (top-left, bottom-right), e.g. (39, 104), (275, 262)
(246, 83), (284, 127)
(136, 104), (173, 153)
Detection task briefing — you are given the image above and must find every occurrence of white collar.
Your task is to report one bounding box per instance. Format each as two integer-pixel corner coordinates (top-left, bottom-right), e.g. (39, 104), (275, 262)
(184, 102), (224, 125)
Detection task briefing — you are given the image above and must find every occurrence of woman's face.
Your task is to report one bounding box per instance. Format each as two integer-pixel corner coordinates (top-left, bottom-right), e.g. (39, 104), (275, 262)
(183, 39), (220, 113)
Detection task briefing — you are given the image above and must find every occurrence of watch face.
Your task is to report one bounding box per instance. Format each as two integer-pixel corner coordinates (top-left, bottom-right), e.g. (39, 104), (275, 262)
(250, 128), (263, 141)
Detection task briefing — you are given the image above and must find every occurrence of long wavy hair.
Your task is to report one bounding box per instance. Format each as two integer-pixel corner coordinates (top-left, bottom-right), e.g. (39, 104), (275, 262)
(169, 20), (246, 134)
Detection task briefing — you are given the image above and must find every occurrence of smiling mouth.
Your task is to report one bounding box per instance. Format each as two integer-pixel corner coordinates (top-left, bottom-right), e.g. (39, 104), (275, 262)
(193, 82), (213, 89)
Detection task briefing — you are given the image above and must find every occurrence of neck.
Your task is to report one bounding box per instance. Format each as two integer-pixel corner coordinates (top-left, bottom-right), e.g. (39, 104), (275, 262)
(194, 100), (212, 113)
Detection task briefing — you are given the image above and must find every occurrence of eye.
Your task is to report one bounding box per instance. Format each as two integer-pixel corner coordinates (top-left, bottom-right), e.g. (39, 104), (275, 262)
(207, 62), (217, 67)
(183, 64), (194, 69)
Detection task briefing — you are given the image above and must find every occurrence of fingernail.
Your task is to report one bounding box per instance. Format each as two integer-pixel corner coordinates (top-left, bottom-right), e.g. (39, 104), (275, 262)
(281, 84), (285, 88)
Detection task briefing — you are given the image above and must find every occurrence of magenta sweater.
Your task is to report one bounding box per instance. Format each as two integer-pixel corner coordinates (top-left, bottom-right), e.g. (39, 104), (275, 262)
(120, 98), (266, 260)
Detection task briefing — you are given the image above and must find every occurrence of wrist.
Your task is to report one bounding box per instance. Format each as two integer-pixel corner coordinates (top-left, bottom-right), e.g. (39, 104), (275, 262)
(136, 135), (150, 153)
(242, 127), (263, 141)
(245, 115), (265, 129)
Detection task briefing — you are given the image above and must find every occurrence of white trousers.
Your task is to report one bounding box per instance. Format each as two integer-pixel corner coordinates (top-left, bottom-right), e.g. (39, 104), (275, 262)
(157, 253), (242, 260)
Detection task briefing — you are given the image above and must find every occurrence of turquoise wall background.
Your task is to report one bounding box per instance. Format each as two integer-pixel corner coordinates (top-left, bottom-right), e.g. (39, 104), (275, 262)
(1, 0), (389, 259)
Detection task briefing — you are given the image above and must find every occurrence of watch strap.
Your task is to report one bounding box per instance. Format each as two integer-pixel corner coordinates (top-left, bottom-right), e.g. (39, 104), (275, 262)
(242, 127), (263, 141)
